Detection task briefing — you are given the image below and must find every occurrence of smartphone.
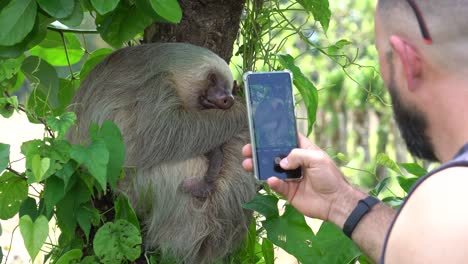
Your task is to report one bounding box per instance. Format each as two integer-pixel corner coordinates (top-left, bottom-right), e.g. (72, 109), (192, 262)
(244, 71), (302, 181)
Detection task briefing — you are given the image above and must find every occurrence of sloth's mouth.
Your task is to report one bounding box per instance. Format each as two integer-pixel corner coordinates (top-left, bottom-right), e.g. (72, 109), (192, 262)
(199, 96), (219, 109)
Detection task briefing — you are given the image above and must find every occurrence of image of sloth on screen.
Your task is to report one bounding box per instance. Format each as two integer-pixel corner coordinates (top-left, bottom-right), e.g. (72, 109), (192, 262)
(252, 82), (297, 149)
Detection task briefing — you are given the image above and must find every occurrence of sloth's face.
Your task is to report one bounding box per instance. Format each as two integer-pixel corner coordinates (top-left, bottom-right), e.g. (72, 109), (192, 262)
(198, 72), (234, 110)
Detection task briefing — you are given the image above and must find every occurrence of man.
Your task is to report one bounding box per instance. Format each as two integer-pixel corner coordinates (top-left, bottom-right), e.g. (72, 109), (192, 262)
(242, 0), (468, 263)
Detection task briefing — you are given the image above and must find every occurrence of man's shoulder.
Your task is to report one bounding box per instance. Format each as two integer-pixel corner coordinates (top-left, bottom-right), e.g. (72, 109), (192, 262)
(403, 166), (468, 221)
(384, 166), (468, 263)
(414, 166), (468, 194)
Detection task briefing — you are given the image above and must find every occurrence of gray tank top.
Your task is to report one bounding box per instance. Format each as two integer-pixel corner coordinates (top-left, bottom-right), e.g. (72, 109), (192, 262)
(380, 144), (468, 263)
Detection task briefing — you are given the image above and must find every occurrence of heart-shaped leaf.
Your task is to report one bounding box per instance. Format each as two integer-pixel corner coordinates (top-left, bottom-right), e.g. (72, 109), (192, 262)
(31, 154), (50, 182)
(19, 215), (49, 261)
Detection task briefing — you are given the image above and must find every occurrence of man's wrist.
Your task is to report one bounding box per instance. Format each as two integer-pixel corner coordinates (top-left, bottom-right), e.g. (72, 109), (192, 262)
(328, 185), (368, 229)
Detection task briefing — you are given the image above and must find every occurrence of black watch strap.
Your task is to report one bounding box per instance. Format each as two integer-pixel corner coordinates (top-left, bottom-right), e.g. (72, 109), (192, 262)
(343, 196), (380, 238)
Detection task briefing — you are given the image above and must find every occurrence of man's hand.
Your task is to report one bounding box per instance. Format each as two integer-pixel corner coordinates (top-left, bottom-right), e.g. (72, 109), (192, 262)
(242, 133), (362, 224)
(242, 133), (395, 262)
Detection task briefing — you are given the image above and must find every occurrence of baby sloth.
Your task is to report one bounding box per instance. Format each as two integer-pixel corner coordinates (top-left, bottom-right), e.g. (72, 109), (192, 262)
(69, 43), (256, 263)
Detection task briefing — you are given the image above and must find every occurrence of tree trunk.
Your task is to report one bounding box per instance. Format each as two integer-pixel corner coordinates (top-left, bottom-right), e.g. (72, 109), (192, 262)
(143, 0), (246, 63)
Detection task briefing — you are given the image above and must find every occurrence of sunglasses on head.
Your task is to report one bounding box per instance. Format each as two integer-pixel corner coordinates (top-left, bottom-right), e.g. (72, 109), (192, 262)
(405, 0), (433, 44)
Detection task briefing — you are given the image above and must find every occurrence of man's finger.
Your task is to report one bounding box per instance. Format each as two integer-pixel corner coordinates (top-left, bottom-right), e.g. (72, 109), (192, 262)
(242, 144), (252, 157)
(298, 133), (320, 150)
(242, 158), (253, 172)
(280, 148), (325, 170)
(267, 177), (299, 200)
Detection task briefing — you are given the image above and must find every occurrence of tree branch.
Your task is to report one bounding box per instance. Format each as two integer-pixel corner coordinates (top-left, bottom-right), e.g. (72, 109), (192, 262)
(47, 26), (99, 34)
(3, 91), (55, 139)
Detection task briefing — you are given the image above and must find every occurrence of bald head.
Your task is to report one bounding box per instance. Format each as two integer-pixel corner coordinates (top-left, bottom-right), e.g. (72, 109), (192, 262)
(376, 0), (468, 72)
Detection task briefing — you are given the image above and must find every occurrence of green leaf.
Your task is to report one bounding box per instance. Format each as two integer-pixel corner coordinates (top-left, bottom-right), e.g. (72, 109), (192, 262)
(21, 56), (60, 108)
(0, 172), (28, 219)
(309, 222), (361, 263)
(38, 198), (54, 220)
(239, 219), (262, 263)
(115, 195), (140, 231)
(91, 0), (120, 14)
(44, 176), (66, 215)
(261, 239), (274, 264)
(77, 203), (100, 242)
(0, 71), (25, 96)
(80, 48), (113, 80)
(296, 0), (331, 33)
(59, 0), (84, 27)
(278, 54), (318, 135)
(21, 139), (43, 156)
(0, 96), (19, 118)
(46, 112), (77, 139)
(19, 215), (49, 261)
(370, 177), (391, 196)
(55, 162), (76, 190)
(358, 254), (374, 264)
(0, 57), (24, 83)
(96, 1), (153, 48)
(0, 0), (37, 46)
(81, 256), (100, 264)
(382, 196), (404, 208)
(399, 162), (427, 177)
(93, 220), (142, 263)
(55, 78), (79, 116)
(47, 139), (71, 163)
(26, 90), (53, 122)
(328, 39), (352, 55)
(396, 176), (418, 193)
(31, 154), (51, 182)
(262, 204), (315, 263)
(30, 31), (85, 67)
(375, 153), (402, 174)
(55, 249), (83, 264)
(56, 180), (92, 235)
(0, 13), (53, 59)
(36, 0), (75, 19)
(22, 140), (60, 182)
(70, 140), (109, 191)
(148, 0), (182, 23)
(19, 197), (39, 221)
(90, 121), (125, 190)
(336, 152), (349, 165)
(0, 143), (9, 172)
(242, 194), (279, 219)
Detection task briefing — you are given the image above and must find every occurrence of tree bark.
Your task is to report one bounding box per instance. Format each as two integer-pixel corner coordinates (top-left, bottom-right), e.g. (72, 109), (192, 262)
(143, 0), (246, 63)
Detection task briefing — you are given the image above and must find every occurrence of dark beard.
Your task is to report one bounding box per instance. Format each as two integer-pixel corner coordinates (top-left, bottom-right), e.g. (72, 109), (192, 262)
(388, 82), (438, 162)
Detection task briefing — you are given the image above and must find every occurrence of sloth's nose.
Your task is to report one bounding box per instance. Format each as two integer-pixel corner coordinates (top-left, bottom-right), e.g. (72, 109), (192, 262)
(214, 94), (234, 109)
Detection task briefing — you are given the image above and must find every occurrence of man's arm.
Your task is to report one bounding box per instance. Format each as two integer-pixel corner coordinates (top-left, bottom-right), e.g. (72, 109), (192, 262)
(329, 185), (396, 262)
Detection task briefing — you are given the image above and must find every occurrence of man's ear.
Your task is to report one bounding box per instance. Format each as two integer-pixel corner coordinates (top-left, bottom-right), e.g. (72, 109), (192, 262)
(389, 35), (422, 91)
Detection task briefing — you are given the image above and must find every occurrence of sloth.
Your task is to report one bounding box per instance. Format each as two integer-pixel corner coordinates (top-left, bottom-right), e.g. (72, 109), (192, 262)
(68, 43), (256, 263)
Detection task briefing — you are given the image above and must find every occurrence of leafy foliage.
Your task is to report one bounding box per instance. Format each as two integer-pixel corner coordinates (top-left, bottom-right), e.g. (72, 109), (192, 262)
(244, 194), (361, 263)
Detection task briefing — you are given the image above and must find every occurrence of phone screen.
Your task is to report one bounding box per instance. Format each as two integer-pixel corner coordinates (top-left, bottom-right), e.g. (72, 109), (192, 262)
(245, 71), (302, 181)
